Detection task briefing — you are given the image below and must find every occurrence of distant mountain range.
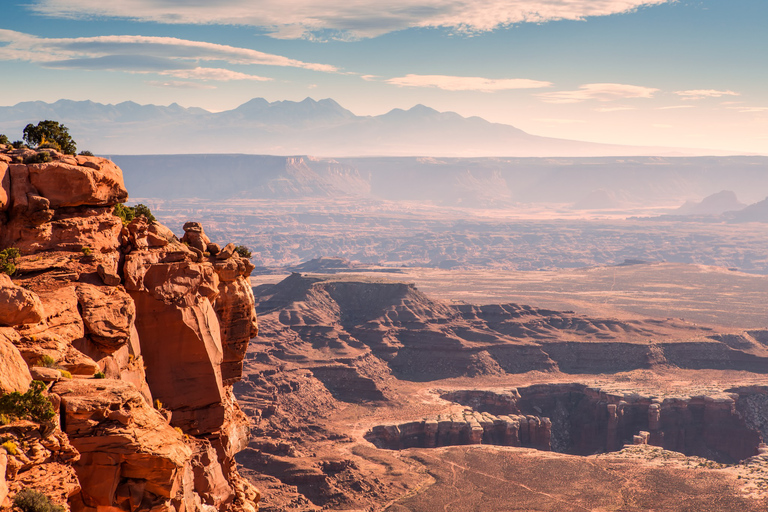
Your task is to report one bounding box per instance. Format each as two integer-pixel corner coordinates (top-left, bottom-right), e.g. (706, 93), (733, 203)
(0, 98), (743, 157)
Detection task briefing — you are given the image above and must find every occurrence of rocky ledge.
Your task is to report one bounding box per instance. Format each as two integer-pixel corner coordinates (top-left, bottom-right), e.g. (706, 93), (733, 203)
(0, 144), (259, 511)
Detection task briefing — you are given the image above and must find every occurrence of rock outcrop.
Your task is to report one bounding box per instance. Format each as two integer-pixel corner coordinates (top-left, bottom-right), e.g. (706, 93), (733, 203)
(0, 144), (259, 511)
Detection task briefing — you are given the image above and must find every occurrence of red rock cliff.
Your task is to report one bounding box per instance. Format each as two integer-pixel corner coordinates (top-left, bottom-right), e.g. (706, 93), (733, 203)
(0, 144), (259, 512)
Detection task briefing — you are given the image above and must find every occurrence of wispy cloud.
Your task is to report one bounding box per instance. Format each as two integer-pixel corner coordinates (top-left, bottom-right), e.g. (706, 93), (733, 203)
(729, 106), (768, 113)
(163, 67), (271, 81)
(656, 105), (695, 110)
(384, 74), (552, 92)
(538, 83), (658, 104)
(0, 29), (337, 79)
(146, 80), (217, 89)
(27, 0), (675, 40)
(594, 106), (637, 112)
(674, 89), (739, 100)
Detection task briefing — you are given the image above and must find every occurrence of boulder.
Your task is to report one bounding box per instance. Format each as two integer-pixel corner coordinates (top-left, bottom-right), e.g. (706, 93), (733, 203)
(0, 335), (32, 394)
(76, 284), (135, 353)
(27, 159), (128, 208)
(0, 274), (44, 326)
(97, 262), (121, 286)
(216, 243), (236, 260)
(29, 366), (62, 382)
(53, 379), (192, 508)
(181, 222), (211, 253)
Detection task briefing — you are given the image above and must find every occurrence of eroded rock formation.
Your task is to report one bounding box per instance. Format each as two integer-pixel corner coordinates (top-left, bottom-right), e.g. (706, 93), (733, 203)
(0, 144), (259, 511)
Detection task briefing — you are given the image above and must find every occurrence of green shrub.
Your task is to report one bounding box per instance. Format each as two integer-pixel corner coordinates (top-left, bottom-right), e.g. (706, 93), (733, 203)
(235, 245), (252, 259)
(11, 141), (25, 149)
(113, 203), (155, 225)
(23, 121), (76, 155)
(0, 414), (11, 425)
(133, 203), (156, 223)
(113, 203), (135, 225)
(12, 489), (64, 512)
(0, 134), (9, 145)
(38, 355), (56, 368)
(58, 370), (72, 379)
(78, 150), (94, 156)
(81, 247), (92, 256)
(25, 152), (52, 164)
(93, 370), (105, 379)
(0, 380), (55, 423)
(0, 247), (19, 276)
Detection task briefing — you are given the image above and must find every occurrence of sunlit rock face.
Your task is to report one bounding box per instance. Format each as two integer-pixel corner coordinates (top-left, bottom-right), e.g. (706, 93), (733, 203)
(0, 144), (260, 512)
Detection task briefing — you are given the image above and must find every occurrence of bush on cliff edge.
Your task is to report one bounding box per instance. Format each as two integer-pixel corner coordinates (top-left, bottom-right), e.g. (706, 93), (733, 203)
(0, 380), (55, 423)
(22, 120), (77, 155)
(114, 203), (156, 225)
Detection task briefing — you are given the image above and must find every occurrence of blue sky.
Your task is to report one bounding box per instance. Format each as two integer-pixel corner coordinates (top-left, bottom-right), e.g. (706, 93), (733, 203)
(1, 0), (767, 153)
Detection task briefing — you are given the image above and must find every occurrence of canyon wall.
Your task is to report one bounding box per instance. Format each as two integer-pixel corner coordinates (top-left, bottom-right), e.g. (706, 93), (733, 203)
(367, 385), (766, 464)
(0, 144), (259, 511)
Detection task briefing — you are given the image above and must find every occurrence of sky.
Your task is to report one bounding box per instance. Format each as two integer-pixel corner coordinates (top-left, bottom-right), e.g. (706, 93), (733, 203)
(0, 0), (767, 154)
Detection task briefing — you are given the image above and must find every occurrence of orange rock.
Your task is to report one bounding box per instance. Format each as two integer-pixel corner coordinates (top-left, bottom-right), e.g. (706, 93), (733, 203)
(2, 207), (122, 255)
(0, 161), (9, 212)
(131, 289), (227, 434)
(54, 379), (192, 508)
(28, 160), (128, 208)
(214, 278), (259, 385)
(0, 334), (32, 394)
(14, 285), (83, 363)
(0, 452), (7, 507)
(0, 274), (44, 327)
(75, 284), (135, 353)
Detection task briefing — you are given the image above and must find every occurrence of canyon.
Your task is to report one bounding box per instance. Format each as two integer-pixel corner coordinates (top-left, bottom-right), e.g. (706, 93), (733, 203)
(3, 145), (768, 511)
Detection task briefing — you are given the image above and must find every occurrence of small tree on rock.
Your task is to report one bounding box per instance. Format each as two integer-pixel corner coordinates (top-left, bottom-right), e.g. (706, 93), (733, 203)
(22, 120), (77, 155)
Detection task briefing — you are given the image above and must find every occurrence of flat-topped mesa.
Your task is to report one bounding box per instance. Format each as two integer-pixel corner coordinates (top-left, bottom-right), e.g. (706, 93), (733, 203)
(0, 144), (260, 512)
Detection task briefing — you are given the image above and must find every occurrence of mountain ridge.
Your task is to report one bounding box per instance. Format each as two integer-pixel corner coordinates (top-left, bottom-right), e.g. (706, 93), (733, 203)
(0, 97), (745, 157)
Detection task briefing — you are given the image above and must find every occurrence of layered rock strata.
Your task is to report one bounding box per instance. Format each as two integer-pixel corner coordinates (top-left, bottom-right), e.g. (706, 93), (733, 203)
(437, 385), (765, 463)
(0, 144), (259, 511)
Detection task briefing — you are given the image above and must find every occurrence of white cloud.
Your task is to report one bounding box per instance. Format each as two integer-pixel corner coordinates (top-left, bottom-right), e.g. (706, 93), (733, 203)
(162, 67), (272, 81)
(385, 74), (552, 92)
(146, 80), (217, 89)
(674, 89), (740, 100)
(538, 83), (658, 103)
(28, 0), (674, 40)
(0, 29), (337, 77)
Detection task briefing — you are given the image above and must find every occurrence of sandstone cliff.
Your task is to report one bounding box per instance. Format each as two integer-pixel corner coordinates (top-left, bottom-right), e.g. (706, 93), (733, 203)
(0, 144), (259, 512)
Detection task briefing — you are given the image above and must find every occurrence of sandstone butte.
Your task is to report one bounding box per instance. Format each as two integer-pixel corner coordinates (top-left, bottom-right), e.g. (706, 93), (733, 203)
(0, 144), (260, 512)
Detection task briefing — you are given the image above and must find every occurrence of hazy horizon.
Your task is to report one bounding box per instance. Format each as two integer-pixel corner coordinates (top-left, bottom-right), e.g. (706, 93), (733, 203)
(1, 1), (767, 154)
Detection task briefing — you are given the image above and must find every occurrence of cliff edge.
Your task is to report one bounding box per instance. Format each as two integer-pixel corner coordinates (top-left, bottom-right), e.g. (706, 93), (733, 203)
(0, 144), (260, 512)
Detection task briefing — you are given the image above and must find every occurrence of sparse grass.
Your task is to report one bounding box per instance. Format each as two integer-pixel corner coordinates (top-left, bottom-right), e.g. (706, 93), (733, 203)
(12, 488), (64, 512)
(2, 440), (18, 455)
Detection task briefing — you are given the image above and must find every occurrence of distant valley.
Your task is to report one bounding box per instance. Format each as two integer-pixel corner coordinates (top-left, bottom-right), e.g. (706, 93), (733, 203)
(112, 153), (768, 273)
